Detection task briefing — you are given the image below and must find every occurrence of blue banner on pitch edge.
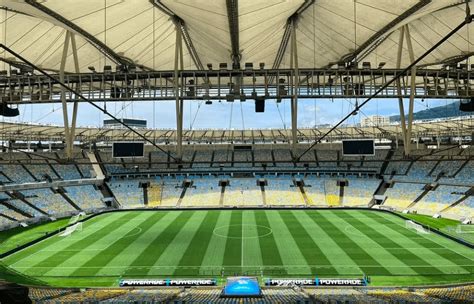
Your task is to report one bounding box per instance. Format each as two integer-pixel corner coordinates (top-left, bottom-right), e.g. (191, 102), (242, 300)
(222, 277), (262, 297)
(119, 278), (217, 287)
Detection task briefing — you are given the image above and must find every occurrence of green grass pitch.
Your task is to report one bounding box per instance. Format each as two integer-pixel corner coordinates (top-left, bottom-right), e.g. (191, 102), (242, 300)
(1, 209), (473, 287)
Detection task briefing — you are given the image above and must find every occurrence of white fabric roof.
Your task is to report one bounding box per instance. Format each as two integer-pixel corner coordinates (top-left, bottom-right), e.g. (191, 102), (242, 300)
(0, 0), (473, 73)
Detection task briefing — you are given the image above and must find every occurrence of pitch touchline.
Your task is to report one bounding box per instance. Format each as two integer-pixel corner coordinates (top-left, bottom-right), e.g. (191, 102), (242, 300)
(13, 264), (474, 269)
(33, 247), (462, 253)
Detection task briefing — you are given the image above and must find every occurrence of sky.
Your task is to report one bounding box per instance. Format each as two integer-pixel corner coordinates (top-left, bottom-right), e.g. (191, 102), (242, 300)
(3, 98), (457, 130)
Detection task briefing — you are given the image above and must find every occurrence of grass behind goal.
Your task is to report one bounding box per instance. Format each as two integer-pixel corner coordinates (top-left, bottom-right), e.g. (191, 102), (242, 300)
(402, 213), (474, 244)
(1, 209), (473, 287)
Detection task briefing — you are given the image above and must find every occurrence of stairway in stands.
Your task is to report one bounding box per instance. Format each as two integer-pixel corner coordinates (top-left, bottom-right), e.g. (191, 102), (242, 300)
(380, 149), (395, 175)
(57, 188), (82, 211)
(439, 186), (474, 213)
(369, 180), (390, 208)
(88, 152), (105, 180)
(260, 184), (267, 206)
(406, 184), (435, 209)
(0, 201), (32, 218)
(147, 182), (163, 207)
(8, 191), (49, 216)
(297, 183), (310, 206)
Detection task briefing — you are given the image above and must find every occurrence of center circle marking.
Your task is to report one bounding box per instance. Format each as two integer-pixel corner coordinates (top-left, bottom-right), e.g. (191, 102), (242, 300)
(213, 224), (273, 239)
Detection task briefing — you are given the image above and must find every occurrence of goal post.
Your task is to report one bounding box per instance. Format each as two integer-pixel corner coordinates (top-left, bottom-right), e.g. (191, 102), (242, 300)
(405, 220), (430, 234)
(68, 212), (86, 226)
(59, 222), (83, 237)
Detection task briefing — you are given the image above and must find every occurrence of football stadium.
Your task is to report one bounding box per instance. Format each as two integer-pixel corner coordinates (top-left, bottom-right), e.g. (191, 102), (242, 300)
(0, 0), (473, 303)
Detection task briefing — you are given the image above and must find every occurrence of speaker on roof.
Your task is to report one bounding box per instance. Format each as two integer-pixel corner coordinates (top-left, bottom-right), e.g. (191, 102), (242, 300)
(255, 97), (265, 113)
(459, 98), (474, 112)
(0, 103), (19, 117)
(219, 63), (228, 70)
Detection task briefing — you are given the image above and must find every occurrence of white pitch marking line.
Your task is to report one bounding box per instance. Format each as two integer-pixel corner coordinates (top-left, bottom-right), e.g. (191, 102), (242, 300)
(241, 223), (244, 268)
(389, 218), (474, 262)
(11, 264), (474, 269)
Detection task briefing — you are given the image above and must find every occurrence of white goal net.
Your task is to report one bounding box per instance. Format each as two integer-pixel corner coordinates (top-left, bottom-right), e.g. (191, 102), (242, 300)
(455, 224), (474, 234)
(68, 212), (86, 225)
(59, 222), (83, 237)
(405, 220), (430, 234)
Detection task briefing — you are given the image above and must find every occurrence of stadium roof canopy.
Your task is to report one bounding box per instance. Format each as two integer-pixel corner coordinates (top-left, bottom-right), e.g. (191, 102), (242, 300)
(0, 0), (473, 73)
(1, 116), (471, 143)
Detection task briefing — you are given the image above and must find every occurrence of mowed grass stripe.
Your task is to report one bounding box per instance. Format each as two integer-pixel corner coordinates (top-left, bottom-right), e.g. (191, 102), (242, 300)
(253, 209), (287, 275)
(361, 212), (473, 273)
(149, 211), (208, 276)
(70, 211), (165, 277)
(173, 211), (220, 276)
(24, 212), (139, 276)
(9, 212), (130, 271)
(342, 211), (441, 275)
(199, 211), (231, 275)
(44, 212), (152, 277)
(265, 211), (311, 275)
(369, 212), (474, 266)
(332, 211), (418, 276)
(222, 211), (242, 273)
(315, 211), (391, 276)
(279, 210), (337, 275)
(378, 212), (474, 262)
(366, 212), (473, 274)
(96, 211), (179, 277)
(298, 211), (362, 276)
(242, 210), (263, 270)
(4, 212), (124, 266)
(369, 212), (446, 249)
(123, 211), (193, 277)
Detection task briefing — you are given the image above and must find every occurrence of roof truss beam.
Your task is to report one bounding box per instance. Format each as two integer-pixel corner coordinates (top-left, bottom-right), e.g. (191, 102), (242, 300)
(226, 0), (240, 69)
(24, 0), (136, 69)
(419, 51), (474, 68)
(343, 0), (432, 65)
(151, 0), (204, 70)
(271, 0), (314, 80)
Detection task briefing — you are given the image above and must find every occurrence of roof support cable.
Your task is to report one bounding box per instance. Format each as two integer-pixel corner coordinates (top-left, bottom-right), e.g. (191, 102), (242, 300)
(344, 0), (432, 65)
(25, 0), (135, 69)
(467, 1), (473, 148)
(190, 101), (203, 130)
(240, 101), (245, 130)
(228, 102), (234, 132)
(466, 0), (471, 23)
(295, 14), (474, 161)
(466, 0), (471, 66)
(0, 44), (179, 162)
(276, 102), (287, 130)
